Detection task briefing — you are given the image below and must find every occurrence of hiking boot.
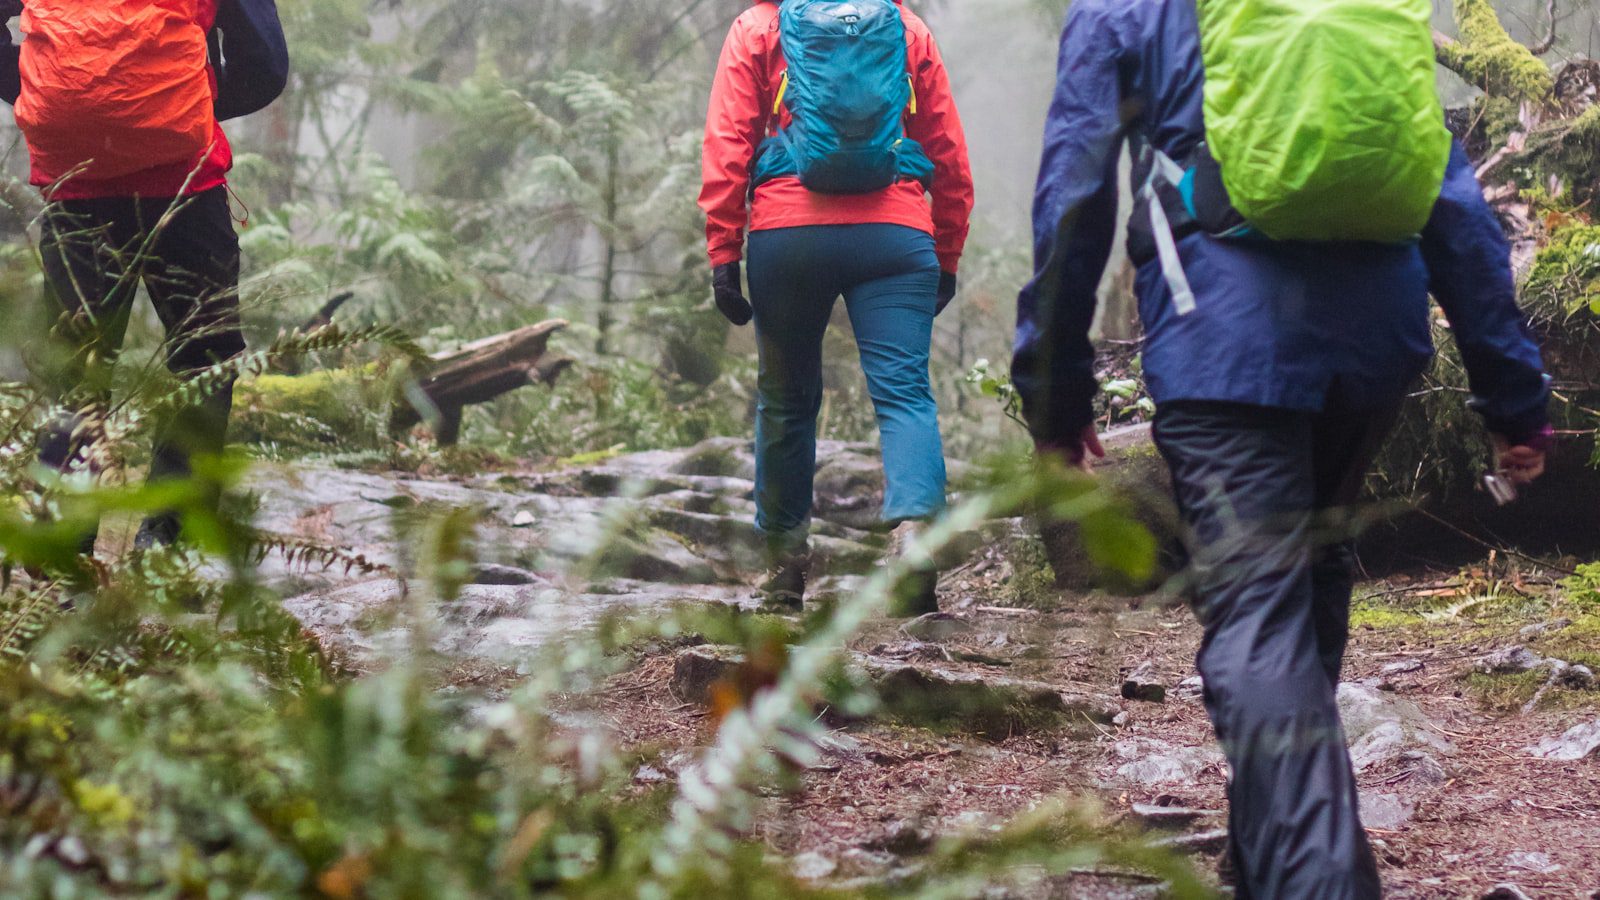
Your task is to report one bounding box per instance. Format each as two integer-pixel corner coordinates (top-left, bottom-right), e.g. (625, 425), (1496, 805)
(758, 551), (810, 611)
(886, 520), (939, 618)
(133, 514), (181, 551)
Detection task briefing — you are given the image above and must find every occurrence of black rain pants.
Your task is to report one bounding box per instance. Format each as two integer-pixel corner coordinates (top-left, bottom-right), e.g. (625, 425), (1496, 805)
(34, 187), (245, 547)
(1154, 399), (1399, 900)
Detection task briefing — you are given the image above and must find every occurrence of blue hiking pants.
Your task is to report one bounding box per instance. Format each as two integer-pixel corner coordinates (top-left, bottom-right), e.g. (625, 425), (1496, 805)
(747, 224), (945, 554)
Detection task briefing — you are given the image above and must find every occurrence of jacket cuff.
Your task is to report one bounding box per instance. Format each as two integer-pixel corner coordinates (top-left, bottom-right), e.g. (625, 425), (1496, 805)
(1485, 407), (1553, 449)
(709, 246), (743, 268)
(936, 251), (960, 275)
(1022, 396), (1094, 447)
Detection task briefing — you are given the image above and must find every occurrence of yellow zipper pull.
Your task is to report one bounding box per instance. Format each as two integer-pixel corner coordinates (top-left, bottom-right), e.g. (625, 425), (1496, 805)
(773, 71), (789, 116)
(907, 74), (917, 114)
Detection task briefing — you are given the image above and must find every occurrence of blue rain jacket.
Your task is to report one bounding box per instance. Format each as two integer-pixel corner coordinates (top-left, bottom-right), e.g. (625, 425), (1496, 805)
(1013, 0), (1550, 445)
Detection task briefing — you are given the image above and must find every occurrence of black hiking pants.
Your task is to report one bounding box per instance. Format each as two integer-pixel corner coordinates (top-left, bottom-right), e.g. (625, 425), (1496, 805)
(1154, 399), (1399, 900)
(34, 187), (245, 546)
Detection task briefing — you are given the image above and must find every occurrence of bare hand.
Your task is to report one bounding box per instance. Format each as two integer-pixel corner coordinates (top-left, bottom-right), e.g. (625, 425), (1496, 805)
(1491, 434), (1546, 485)
(1037, 425), (1107, 474)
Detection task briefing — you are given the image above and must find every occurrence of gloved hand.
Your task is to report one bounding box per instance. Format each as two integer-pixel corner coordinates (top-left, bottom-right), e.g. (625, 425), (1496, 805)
(935, 271), (958, 316)
(713, 262), (753, 326)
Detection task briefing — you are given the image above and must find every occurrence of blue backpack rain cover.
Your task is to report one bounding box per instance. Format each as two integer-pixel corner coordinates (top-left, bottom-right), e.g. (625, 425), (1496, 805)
(752, 0), (934, 194)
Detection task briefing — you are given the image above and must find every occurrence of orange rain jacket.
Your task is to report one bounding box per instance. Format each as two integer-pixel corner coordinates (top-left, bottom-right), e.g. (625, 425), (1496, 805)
(10, 0), (231, 199)
(699, 0), (975, 273)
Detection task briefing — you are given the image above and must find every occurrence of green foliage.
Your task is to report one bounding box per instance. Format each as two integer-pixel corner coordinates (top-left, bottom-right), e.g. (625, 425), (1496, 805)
(1525, 220), (1600, 317)
(964, 358), (1026, 432)
(1560, 562), (1600, 608)
(479, 355), (754, 460)
(0, 431), (1193, 895)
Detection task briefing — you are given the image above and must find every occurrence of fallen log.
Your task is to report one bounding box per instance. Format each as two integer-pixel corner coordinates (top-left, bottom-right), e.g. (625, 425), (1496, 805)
(236, 319), (573, 449)
(390, 320), (574, 445)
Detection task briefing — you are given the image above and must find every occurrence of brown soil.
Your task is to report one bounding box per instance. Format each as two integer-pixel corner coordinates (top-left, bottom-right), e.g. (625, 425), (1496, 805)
(582, 553), (1600, 898)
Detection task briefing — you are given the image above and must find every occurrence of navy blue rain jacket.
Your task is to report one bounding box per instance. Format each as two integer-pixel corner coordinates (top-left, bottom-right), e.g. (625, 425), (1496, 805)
(1013, 0), (1550, 445)
(0, 0), (288, 121)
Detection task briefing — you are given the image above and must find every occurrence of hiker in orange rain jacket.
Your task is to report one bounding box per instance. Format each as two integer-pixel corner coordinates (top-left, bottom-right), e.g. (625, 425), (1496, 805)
(1, 0), (288, 554)
(700, 0), (974, 611)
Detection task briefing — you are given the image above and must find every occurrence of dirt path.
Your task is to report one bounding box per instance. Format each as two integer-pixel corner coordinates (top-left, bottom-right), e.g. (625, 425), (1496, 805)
(592, 555), (1600, 897)
(263, 444), (1600, 896)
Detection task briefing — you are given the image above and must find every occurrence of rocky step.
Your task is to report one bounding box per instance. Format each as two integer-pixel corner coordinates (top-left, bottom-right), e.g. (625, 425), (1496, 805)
(670, 646), (1118, 740)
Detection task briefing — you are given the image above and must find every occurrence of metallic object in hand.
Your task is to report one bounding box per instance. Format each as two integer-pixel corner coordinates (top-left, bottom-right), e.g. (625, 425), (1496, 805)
(1483, 471), (1517, 507)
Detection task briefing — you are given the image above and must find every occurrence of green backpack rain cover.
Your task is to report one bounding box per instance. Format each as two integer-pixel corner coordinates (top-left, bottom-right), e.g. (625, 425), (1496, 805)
(1197, 0), (1452, 242)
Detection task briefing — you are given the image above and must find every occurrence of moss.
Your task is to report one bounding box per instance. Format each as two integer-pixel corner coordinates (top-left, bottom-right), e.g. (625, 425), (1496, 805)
(1525, 222), (1600, 317)
(1349, 600), (1427, 631)
(1465, 670), (1550, 712)
(1441, 0), (1554, 102)
(234, 368), (387, 450)
(1004, 529), (1064, 610)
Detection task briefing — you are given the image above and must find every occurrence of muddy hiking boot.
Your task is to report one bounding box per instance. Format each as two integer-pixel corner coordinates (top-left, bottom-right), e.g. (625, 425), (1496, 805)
(758, 550), (811, 611)
(886, 520), (939, 618)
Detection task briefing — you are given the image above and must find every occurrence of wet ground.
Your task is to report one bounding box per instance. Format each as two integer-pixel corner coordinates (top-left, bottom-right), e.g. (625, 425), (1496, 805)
(258, 441), (1600, 897)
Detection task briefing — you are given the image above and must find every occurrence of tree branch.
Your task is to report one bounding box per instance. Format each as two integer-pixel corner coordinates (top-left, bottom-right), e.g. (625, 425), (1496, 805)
(1530, 0), (1559, 57)
(1434, 0), (1555, 103)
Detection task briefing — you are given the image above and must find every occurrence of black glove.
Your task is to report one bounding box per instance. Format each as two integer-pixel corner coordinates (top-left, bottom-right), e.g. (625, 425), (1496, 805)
(935, 270), (958, 316)
(713, 262), (753, 327)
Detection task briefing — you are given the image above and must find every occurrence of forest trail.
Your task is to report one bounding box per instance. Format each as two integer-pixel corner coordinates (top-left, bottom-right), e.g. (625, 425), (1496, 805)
(261, 442), (1600, 898)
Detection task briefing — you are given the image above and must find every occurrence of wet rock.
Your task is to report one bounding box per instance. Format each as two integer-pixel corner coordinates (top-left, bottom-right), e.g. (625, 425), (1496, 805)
(791, 851), (838, 882)
(1121, 662), (1167, 704)
(1034, 424), (1182, 592)
(1151, 828), (1228, 854)
(1482, 885), (1534, 900)
(816, 730), (862, 755)
(1337, 682), (1455, 773)
(1381, 659), (1425, 676)
(1477, 646), (1546, 674)
(667, 437), (757, 480)
(1554, 663), (1596, 689)
(1358, 792), (1414, 830)
(596, 531), (719, 584)
(1519, 617), (1573, 639)
(1399, 750), (1450, 785)
(1174, 675), (1205, 701)
(1525, 719), (1600, 760)
(633, 765), (670, 785)
(1503, 850), (1561, 874)
(1112, 737), (1225, 786)
(864, 820), (936, 856)
(670, 646), (745, 705)
(1130, 802), (1221, 829)
(835, 847), (897, 878)
(899, 612), (973, 643)
(809, 534), (884, 576)
(858, 657), (1117, 740)
(471, 563), (542, 585)
(813, 449), (887, 529)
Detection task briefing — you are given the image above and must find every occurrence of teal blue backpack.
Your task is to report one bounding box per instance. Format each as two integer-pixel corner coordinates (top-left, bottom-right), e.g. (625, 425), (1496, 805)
(752, 0), (934, 194)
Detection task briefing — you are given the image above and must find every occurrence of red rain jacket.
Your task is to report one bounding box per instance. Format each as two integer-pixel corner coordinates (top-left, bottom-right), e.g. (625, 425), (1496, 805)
(699, 0), (975, 273)
(16, 0), (231, 199)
